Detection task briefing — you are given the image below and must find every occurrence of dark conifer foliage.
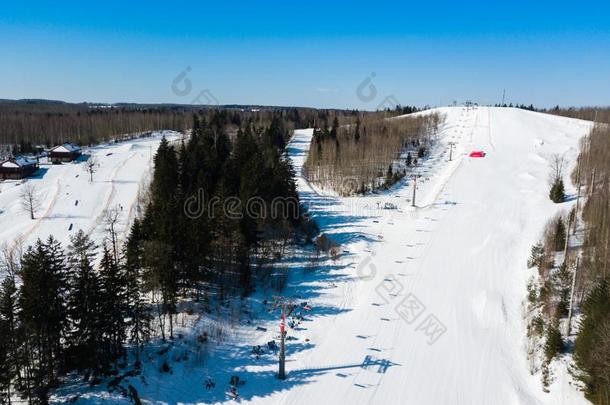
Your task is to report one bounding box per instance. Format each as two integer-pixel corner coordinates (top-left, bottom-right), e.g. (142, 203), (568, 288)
(136, 111), (303, 303)
(19, 237), (69, 403)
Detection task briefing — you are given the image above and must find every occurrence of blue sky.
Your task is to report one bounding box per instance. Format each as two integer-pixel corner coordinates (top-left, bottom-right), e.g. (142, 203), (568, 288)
(1, 1), (609, 109)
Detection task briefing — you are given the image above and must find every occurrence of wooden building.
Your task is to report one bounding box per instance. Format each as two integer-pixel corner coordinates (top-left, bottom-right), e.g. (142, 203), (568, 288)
(0, 157), (39, 180)
(49, 143), (82, 163)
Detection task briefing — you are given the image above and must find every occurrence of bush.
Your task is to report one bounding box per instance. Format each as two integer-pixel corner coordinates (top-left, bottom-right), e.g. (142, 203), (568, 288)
(527, 242), (544, 268)
(544, 320), (564, 362)
(553, 217), (567, 251)
(549, 178), (565, 203)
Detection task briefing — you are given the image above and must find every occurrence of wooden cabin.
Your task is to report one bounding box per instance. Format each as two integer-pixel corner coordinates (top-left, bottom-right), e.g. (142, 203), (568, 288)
(49, 143), (82, 163)
(0, 157), (39, 180)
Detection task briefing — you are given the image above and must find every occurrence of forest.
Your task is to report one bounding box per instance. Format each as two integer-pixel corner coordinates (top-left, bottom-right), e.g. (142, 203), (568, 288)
(0, 100), (333, 158)
(303, 111), (443, 195)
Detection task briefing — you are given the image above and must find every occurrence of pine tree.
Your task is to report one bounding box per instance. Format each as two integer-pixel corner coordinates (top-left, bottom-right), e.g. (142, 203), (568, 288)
(574, 281), (610, 402)
(544, 319), (564, 362)
(19, 237), (68, 403)
(0, 276), (19, 404)
(0, 314), (10, 404)
(98, 245), (127, 371)
(124, 220), (151, 362)
(65, 230), (100, 373)
(527, 241), (545, 268)
(553, 217), (566, 251)
(549, 178), (565, 203)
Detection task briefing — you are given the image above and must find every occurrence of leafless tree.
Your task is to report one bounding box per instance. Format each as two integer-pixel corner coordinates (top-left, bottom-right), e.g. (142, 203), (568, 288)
(84, 156), (99, 182)
(103, 206), (121, 264)
(0, 239), (23, 279)
(20, 182), (41, 220)
(550, 154), (565, 183)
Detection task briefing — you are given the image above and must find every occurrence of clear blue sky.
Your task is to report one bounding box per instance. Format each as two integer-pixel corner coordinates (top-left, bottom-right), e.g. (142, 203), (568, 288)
(1, 0), (609, 109)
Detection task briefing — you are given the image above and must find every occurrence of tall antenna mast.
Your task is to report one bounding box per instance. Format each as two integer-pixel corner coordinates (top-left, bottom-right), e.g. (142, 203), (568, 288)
(501, 89), (506, 106)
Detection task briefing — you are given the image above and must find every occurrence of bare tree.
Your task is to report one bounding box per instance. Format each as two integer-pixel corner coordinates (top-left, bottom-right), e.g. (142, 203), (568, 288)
(103, 206), (121, 264)
(84, 156), (99, 182)
(550, 154), (565, 183)
(20, 182), (41, 219)
(0, 239), (23, 279)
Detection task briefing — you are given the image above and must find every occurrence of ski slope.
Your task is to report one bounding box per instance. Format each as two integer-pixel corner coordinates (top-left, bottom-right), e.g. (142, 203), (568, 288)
(48, 107), (593, 404)
(268, 107), (592, 404)
(0, 131), (182, 255)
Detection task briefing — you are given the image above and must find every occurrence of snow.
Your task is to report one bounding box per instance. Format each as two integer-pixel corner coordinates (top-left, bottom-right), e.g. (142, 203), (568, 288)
(0, 131), (182, 254)
(1, 157), (37, 168)
(48, 107), (594, 404)
(247, 107), (592, 404)
(51, 143), (82, 153)
(268, 107), (592, 405)
(0, 161), (20, 169)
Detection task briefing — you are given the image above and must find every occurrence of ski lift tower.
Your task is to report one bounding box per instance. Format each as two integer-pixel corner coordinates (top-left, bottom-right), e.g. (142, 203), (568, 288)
(411, 174), (421, 207)
(272, 296), (295, 380)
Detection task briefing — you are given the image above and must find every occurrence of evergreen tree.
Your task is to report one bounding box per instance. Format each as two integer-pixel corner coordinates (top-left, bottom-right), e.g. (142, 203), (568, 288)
(124, 220), (151, 362)
(544, 319), (564, 361)
(19, 237), (68, 403)
(98, 245), (127, 369)
(527, 241), (544, 268)
(553, 217), (567, 251)
(549, 178), (565, 203)
(0, 276), (19, 404)
(65, 230), (101, 373)
(574, 281), (610, 402)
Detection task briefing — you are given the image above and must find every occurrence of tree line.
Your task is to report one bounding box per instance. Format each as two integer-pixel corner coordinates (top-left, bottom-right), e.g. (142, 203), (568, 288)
(547, 106), (610, 124)
(0, 231), (135, 404)
(0, 100), (337, 158)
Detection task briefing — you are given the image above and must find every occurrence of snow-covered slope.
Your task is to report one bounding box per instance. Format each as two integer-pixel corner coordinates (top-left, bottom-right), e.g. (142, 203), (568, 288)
(49, 108), (593, 404)
(268, 107), (592, 404)
(0, 131), (182, 253)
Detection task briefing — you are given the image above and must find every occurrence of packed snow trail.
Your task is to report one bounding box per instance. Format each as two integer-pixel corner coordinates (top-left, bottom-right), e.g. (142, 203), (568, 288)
(270, 107), (592, 405)
(0, 132), (181, 254)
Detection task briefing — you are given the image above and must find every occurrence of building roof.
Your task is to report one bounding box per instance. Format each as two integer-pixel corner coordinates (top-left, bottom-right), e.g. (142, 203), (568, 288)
(0, 157), (38, 169)
(50, 143), (81, 154)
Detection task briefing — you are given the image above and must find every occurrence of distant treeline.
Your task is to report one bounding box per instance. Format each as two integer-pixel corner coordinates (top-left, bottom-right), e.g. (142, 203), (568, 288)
(0, 99), (419, 156)
(547, 107), (610, 124)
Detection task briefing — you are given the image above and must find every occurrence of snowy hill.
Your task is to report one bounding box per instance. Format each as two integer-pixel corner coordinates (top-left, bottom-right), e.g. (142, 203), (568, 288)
(277, 107), (593, 404)
(49, 108), (594, 404)
(273, 107), (593, 404)
(0, 131), (182, 255)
